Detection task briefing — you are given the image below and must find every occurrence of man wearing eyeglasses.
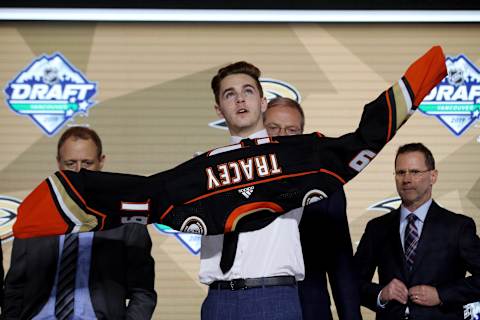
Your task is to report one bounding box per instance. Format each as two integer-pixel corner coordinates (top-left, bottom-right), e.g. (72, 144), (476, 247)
(4, 127), (157, 320)
(263, 97), (304, 137)
(263, 97), (362, 320)
(355, 142), (480, 319)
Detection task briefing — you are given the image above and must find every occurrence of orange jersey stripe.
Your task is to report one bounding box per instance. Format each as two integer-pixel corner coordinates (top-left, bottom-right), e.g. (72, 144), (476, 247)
(385, 90), (393, 142)
(160, 204), (174, 221)
(224, 201), (284, 232)
(319, 168), (346, 184)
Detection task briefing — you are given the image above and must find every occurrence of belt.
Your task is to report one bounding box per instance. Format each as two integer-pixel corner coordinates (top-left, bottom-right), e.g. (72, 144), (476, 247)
(209, 276), (296, 291)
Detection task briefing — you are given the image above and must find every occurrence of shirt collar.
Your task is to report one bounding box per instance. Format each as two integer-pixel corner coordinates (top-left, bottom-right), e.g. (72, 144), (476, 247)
(230, 129), (268, 144)
(400, 198), (432, 223)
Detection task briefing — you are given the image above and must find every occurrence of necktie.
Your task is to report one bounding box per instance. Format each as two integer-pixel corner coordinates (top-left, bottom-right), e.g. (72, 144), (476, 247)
(55, 233), (79, 320)
(220, 231), (239, 273)
(404, 214), (419, 270)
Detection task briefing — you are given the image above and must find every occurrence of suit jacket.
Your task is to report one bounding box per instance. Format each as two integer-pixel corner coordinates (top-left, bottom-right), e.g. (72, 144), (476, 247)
(355, 200), (480, 320)
(3, 224), (156, 320)
(0, 238), (3, 310)
(299, 189), (362, 320)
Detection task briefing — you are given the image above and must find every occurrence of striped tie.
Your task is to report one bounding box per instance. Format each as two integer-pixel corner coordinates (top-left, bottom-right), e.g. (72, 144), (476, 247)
(55, 233), (79, 320)
(404, 214), (419, 270)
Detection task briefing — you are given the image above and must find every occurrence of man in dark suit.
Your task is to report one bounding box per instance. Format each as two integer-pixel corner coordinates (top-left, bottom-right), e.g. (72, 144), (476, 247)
(264, 97), (362, 320)
(355, 142), (480, 319)
(4, 127), (156, 320)
(0, 237), (3, 312)
(300, 190), (362, 320)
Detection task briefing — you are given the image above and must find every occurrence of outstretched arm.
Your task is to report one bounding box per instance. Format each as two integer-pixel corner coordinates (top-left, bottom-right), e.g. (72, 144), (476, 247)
(14, 46), (447, 239)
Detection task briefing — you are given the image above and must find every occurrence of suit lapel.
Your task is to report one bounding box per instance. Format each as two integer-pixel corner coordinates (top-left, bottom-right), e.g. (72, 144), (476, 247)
(30, 236), (61, 290)
(38, 235), (60, 262)
(388, 209), (409, 278)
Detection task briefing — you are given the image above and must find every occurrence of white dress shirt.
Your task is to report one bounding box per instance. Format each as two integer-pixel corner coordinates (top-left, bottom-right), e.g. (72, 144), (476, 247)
(199, 129), (305, 284)
(34, 232), (96, 320)
(399, 199), (431, 250)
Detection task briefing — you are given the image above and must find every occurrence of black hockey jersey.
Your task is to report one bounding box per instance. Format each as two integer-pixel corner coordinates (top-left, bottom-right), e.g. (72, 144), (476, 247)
(14, 46), (447, 238)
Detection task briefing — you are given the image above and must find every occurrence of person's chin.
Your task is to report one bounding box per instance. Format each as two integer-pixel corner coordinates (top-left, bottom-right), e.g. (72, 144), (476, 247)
(232, 117), (253, 129)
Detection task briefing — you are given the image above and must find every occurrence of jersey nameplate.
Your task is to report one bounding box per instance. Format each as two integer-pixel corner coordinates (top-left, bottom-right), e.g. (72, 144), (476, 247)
(206, 154), (282, 190)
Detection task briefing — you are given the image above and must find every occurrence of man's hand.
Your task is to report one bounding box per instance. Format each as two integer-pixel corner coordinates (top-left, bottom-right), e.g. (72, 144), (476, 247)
(380, 278), (409, 304)
(409, 285), (442, 306)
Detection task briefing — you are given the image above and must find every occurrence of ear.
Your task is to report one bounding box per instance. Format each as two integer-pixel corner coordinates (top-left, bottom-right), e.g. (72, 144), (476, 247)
(214, 103), (224, 119)
(430, 169), (438, 185)
(260, 96), (268, 113)
(99, 154), (106, 171)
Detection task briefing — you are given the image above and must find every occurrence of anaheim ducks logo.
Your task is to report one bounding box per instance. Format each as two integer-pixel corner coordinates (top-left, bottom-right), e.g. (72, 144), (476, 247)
(260, 78), (301, 102)
(209, 78), (302, 130)
(180, 216), (207, 235)
(367, 197), (401, 213)
(0, 195), (21, 241)
(302, 189), (328, 206)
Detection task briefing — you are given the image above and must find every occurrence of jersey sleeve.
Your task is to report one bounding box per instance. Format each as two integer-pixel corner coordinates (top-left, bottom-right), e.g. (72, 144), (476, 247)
(312, 46), (447, 185)
(13, 46), (447, 239)
(160, 46), (447, 235)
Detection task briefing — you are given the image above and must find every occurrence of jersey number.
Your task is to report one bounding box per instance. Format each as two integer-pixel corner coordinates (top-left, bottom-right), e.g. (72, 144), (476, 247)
(349, 150), (376, 172)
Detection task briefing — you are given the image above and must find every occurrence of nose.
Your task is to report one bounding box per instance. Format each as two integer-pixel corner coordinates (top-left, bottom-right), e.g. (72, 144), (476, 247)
(74, 161), (82, 172)
(236, 92), (245, 103)
(277, 128), (288, 136)
(402, 174), (413, 183)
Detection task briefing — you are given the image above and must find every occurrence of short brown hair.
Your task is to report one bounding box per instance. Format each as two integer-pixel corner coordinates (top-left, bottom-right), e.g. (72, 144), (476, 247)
(211, 61), (263, 104)
(266, 97), (305, 131)
(395, 143), (435, 170)
(57, 126), (103, 160)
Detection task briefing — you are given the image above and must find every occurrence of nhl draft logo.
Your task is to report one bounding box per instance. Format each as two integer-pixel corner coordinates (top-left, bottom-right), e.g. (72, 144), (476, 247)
(153, 223), (202, 255)
(209, 78), (301, 130)
(4, 52), (97, 136)
(0, 196), (21, 241)
(419, 54), (480, 137)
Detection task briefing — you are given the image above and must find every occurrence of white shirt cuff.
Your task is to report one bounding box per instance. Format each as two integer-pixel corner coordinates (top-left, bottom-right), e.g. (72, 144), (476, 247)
(377, 290), (388, 308)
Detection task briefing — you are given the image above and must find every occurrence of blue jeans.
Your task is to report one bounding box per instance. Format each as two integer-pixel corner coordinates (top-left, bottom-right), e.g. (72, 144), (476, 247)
(201, 285), (302, 320)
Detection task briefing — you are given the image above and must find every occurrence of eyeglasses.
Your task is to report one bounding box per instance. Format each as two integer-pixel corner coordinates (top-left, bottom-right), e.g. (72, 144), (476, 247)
(394, 169), (432, 177)
(266, 124), (302, 136)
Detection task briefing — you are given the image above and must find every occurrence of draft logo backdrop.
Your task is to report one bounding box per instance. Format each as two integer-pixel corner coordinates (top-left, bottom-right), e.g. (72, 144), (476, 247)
(0, 21), (479, 319)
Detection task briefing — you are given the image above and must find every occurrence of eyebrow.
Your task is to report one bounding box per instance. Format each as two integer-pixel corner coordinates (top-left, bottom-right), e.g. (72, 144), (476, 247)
(221, 87), (234, 96)
(242, 84), (256, 91)
(62, 158), (95, 162)
(221, 84), (256, 97)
